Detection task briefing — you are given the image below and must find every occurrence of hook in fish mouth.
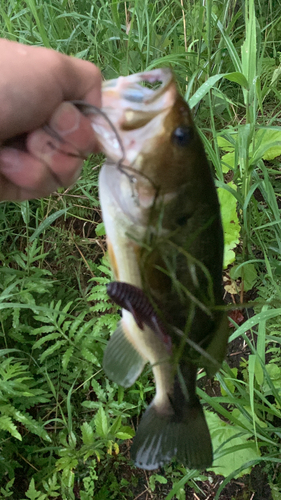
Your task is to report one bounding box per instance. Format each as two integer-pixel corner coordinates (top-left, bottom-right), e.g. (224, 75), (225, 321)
(1, 100), (127, 190)
(41, 100), (125, 169)
(1, 70), (173, 194)
(42, 99), (160, 198)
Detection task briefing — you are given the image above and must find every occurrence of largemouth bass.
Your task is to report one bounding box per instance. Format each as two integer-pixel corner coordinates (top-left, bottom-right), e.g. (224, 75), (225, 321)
(87, 69), (229, 470)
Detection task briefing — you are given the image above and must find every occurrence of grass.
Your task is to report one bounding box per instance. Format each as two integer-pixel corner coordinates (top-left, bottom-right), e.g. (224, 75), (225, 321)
(1, 0), (281, 498)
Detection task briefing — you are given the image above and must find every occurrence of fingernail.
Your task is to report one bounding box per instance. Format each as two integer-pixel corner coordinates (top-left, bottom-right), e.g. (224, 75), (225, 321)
(0, 148), (22, 173)
(27, 129), (58, 162)
(49, 102), (81, 136)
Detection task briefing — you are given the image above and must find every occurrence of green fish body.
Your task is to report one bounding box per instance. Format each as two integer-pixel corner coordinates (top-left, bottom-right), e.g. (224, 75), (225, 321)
(91, 69), (229, 470)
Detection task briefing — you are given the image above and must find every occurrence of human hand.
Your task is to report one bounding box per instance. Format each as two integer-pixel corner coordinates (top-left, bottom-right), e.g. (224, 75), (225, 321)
(0, 39), (101, 201)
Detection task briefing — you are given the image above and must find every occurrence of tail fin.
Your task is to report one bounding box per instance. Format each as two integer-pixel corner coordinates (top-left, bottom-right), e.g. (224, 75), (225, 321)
(130, 397), (212, 470)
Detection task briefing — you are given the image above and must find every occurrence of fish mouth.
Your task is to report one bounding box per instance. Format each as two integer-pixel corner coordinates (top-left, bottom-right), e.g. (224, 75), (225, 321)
(102, 67), (174, 106)
(92, 68), (177, 165)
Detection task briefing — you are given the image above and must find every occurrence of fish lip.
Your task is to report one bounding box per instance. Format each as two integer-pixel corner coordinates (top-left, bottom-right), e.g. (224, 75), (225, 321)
(102, 68), (174, 105)
(92, 68), (177, 166)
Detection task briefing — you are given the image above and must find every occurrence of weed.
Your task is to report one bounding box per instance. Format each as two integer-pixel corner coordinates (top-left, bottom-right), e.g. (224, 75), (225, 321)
(1, 0), (281, 498)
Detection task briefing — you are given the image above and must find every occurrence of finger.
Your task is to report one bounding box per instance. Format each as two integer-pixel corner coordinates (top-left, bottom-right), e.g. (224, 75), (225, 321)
(27, 129), (84, 188)
(0, 149), (60, 201)
(27, 102), (98, 185)
(0, 40), (102, 142)
(48, 101), (98, 152)
(0, 102), (99, 201)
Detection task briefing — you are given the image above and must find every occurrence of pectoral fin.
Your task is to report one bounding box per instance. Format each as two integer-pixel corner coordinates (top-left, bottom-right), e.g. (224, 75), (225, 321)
(103, 320), (146, 388)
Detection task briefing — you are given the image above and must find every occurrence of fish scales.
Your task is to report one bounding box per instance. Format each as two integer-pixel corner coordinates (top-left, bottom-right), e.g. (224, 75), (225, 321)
(85, 68), (229, 470)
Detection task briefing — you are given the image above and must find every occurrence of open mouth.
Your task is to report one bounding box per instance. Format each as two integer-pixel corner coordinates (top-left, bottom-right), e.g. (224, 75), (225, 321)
(102, 68), (174, 105)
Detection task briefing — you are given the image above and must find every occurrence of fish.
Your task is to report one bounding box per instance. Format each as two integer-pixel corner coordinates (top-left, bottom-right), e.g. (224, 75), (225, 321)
(85, 68), (229, 470)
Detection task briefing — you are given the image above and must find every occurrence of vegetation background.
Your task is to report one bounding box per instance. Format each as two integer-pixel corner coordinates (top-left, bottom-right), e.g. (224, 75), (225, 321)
(1, 0), (281, 498)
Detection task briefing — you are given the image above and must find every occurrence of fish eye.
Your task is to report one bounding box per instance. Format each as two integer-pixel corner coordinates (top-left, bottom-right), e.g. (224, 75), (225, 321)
(171, 126), (193, 147)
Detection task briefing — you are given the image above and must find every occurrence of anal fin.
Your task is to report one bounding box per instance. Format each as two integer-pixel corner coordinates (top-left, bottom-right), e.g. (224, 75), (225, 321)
(103, 320), (146, 388)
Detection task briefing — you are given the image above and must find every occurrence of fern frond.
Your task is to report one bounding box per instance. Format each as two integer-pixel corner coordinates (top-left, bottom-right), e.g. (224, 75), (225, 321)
(1, 404), (51, 441)
(0, 414), (21, 440)
(62, 347), (75, 371)
(40, 341), (67, 362)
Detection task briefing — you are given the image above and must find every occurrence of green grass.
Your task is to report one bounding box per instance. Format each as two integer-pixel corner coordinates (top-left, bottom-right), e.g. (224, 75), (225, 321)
(1, 0), (281, 498)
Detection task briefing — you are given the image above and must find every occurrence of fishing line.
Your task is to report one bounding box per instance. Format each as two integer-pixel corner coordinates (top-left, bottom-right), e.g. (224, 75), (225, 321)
(70, 100), (126, 168)
(70, 102), (158, 196)
(44, 100), (160, 197)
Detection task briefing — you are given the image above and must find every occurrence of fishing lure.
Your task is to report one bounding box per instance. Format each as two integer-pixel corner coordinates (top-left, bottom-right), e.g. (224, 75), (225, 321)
(107, 281), (172, 353)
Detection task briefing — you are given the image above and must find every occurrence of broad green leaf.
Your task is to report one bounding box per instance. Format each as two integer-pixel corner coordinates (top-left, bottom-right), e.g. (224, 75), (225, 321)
(25, 478), (46, 500)
(224, 72), (249, 89)
(110, 415), (122, 436)
(254, 129), (281, 161)
(218, 183), (240, 268)
(221, 152), (235, 172)
(61, 467), (75, 489)
(0, 349), (24, 357)
(153, 474), (167, 484)
(206, 411), (260, 478)
(176, 488), (186, 500)
(262, 364), (281, 396)
(117, 425), (135, 438)
(220, 368), (238, 396)
(233, 407), (267, 430)
(81, 422), (95, 445)
(95, 222), (106, 237)
(217, 136), (235, 151)
(149, 474), (167, 492)
(116, 431), (134, 440)
(116, 426), (135, 439)
(230, 263), (257, 292)
(95, 407), (108, 438)
(111, 0), (121, 29)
